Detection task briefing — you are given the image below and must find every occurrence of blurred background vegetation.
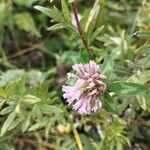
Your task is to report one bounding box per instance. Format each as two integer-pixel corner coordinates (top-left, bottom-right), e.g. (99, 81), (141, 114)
(0, 0), (150, 149)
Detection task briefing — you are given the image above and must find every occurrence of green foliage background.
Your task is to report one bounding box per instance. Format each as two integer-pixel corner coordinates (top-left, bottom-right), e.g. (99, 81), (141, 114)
(0, 0), (150, 149)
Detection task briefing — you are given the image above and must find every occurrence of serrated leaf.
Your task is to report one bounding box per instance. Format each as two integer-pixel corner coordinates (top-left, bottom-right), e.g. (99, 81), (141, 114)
(108, 82), (148, 96)
(1, 111), (16, 136)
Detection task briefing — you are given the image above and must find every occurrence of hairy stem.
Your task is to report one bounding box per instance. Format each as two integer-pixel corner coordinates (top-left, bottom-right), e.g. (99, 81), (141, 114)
(71, 3), (93, 60)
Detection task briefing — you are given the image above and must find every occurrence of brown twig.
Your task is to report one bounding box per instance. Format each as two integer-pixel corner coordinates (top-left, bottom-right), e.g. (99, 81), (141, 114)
(7, 43), (43, 60)
(71, 3), (93, 60)
(14, 136), (57, 150)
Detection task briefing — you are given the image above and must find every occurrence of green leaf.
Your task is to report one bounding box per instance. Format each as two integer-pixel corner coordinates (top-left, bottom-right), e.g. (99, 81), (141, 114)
(0, 2), (6, 26)
(91, 26), (104, 42)
(116, 140), (123, 150)
(28, 122), (42, 131)
(84, 1), (100, 40)
(69, 31), (78, 40)
(136, 44), (150, 53)
(136, 94), (147, 110)
(0, 106), (14, 115)
(101, 55), (114, 77)
(14, 0), (38, 7)
(22, 114), (31, 132)
(32, 105), (43, 120)
(47, 23), (64, 31)
(0, 100), (6, 110)
(80, 134), (95, 150)
(23, 94), (41, 105)
(8, 117), (24, 131)
(34, 6), (52, 18)
(102, 92), (118, 114)
(38, 82), (49, 100)
(108, 81), (148, 96)
(68, 0), (77, 3)
(5, 83), (16, 97)
(1, 111), (16, 136)
(142, 54), (150, 69)
(121, 136), (131, 147)
(27, 70), (43, 83)
(80, 49), (89, 63)
(17, 76), (26, 96)
(14, 12), (41, 37)
(64, 51), (80, 64)
(61, 0), (70, 21)
(41, 105), (62, 114)
(99, 138), (107, 150)
(138, 31), (150, 39)
(0, 69), (25, 87)
(128, 70), (150, 84)
(35, 6), (65, 24)
(34, 6), (74, 31)
(110, 37), (122, 45)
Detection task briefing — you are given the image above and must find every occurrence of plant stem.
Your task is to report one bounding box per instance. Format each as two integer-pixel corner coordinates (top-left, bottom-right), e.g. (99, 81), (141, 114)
(71, 3), (93, 60)
(7, 43), (43, 60)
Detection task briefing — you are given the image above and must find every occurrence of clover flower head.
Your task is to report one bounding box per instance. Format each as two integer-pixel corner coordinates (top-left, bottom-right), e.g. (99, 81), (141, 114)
(62, 60), (107, 114)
